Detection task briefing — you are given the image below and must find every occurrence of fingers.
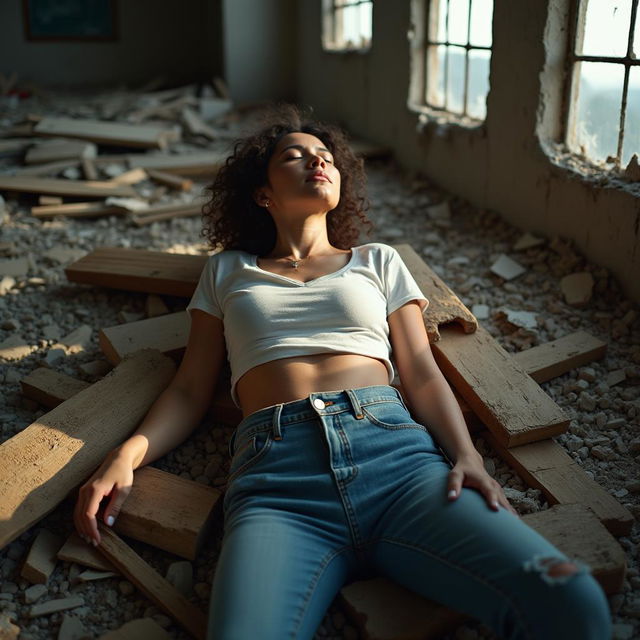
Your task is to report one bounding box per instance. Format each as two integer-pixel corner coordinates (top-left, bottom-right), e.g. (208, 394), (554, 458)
(447, 469), (461, 501)
(447, 469), (520, 518)
(74, 482), (110, 547)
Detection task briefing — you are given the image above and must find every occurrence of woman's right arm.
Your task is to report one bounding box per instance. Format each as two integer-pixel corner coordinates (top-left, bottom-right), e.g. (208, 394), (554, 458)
(74, 309), (226, 546)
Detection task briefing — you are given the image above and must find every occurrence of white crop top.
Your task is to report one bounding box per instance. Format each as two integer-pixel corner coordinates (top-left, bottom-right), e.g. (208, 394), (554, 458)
(186, 242), (429, 408)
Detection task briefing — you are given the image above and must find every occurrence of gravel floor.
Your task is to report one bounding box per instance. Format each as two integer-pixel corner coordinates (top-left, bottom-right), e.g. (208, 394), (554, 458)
(0, 91), (638, 640)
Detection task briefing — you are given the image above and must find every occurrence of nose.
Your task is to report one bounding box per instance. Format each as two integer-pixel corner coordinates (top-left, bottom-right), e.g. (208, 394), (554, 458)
(308, 154), (326, 169)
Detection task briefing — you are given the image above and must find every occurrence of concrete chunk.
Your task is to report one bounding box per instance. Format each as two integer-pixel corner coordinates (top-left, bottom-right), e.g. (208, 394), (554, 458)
(560, 272), (594, 307)
(490, 254), (526, 280)
(29, 595), (84, 618)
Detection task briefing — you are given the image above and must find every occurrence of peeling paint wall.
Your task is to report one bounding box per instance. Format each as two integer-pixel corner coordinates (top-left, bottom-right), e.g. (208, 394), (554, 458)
(295, 1), (640, 302)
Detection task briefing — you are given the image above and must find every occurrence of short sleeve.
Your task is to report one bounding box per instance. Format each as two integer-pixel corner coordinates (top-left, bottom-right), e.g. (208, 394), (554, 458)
(186, 256), (223, 320)
(384, 247), (429, 316)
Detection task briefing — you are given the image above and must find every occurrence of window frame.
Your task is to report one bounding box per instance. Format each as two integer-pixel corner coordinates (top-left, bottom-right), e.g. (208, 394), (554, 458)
(562, 0), (640, 167)
(321, 0), (373, 54)
(408, 0), (493, 128)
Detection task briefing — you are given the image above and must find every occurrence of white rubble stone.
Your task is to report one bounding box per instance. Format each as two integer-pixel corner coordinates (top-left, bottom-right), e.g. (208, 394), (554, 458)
(23, 584), (48, 604)
(472, 304), (489, 320)
(560, 272), (594, 307)
(513, 232), (545, 251)
(490, 254), (526, 281)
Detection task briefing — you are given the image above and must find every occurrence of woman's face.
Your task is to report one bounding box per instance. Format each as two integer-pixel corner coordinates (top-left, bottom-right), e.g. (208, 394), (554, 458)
(258, 132), (341, 214)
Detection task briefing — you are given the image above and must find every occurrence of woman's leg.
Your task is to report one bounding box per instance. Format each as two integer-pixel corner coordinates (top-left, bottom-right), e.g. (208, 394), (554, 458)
(366, 456), (612, 640)
(207, 507), (356, 640)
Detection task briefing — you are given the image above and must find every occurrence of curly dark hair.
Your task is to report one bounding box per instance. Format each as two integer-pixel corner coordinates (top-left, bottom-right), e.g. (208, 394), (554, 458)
(199, 103), (375, 256)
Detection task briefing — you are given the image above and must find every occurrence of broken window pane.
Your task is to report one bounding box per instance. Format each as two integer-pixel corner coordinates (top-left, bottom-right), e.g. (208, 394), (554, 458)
(447, 45), (466, 113)
(448, 0), (469, 45)
(622, 67), (640, 166)
(467, 48), (490, 119)
(633, 7), (639, 57)
(469, 0), (493, 47)
(322, 0), (372, 51)
(569, 61), (624, 163)
(579, 0), (632, 58)
(435, 0), (448, 41)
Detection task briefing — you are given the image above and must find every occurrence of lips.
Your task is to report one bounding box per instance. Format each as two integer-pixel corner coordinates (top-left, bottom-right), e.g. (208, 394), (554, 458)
(307, 172), (331, 183)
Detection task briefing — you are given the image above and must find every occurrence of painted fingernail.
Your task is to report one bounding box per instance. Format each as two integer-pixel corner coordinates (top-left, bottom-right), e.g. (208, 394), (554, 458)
(448, 489), (456, 498)
(92, 539), (98, 547)
(492, 501), (499, 509)
(106, 515), (115, 527)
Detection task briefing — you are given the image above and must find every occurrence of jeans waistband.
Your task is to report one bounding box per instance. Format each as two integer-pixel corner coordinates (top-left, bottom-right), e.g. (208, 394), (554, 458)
(228, 384), (407, 458)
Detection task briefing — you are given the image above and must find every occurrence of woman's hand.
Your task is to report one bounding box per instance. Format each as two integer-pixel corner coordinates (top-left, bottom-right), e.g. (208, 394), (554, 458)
(73, 450), (135, 547)
(447, 453), (519, 517)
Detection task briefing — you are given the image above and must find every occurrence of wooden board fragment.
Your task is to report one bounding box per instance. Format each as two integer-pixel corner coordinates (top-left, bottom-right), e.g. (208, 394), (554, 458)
(147, 169), (193, 191)
(0, 176), (137, 199)
(20, 529), (64, 584)
(34, 117), (175, 150)
(108, 168), (148, 185)
(96, 525), (207, 640)
(20, 368), (90, 408)
(58, 532), (116, 572)
(482, 429), (634, 537)
(31, 201), (126, 219)
(25, 139), (96, 165)
(113, 466), (222, 561)
(128, 152), (225, 175)
(0, 349), (176, 549)
(431, 324), (569, 447)
(14, 159), (81, 177)
(339, 503), (626, 640)
(65, 247), (207, 297)
(132, 204), (201, 226)
(98, 618), (172, 640)
(512, 331), (607, 383)
(393, 243), (478, 341)
(100, 311), (190, 364)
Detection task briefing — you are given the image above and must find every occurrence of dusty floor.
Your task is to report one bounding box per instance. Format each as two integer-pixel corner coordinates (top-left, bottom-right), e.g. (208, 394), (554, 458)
(0, 90), (638, 639)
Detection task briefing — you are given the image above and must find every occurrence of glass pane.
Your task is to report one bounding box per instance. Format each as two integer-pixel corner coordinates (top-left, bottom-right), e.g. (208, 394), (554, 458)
(469, 0), (493, 47)
(448, 0), (469, 45)
(427, 44), (447, 107)
(447, 45), (466, 113)
(633, 5), (639, 58)
(622, 67), (640, 166)
(467, 48), (490, 119)
(359, 1), (372, 46)
(569, 61), (624, 163)
(435, 0), (448, 41)
(579, 0), (632, 58)
(342, 4), (360, 47)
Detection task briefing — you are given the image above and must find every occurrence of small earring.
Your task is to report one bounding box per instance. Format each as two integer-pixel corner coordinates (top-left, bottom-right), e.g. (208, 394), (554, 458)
(263, 200), (271, 207)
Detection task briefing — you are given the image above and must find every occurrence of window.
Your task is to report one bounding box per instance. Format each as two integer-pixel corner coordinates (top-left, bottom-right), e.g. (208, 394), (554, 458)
(322, 0), (373, 52)
(410, 0), (494, 123)
(564, 0), (639, 168)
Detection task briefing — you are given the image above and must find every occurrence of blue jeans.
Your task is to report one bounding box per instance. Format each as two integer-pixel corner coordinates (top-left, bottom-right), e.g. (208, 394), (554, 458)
(207, 385), (611, 639)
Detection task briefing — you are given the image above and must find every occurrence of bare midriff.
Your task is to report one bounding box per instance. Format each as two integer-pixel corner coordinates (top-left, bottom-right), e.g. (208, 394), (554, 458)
(235, 353), (390, 419)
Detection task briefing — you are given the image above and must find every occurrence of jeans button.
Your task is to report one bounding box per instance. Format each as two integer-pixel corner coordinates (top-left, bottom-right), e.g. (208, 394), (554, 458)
(313, 398), (326, 410)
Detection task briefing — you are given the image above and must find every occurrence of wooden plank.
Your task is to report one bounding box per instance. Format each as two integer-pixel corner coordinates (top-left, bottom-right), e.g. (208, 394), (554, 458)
(339, 502), (626, 639)
(31, 201), (126, 219)
(100, 311), (190, 364)
(0, 349), (176, 549)
(512, 331), (608, 383)
(65, 247), (207, 297)
(393, 243), (477, 341)
(481, 429), (634, 537)
(431, 324), (569, 447)
(81, 157), (98, 181)
(147, 169), (193, 191)
(98, 618), (172, 640)
(132, 204), (201, 226)
(96, 525), (207, 640)
(33, 117), (175, 150)
(113, 466), (222, 561)
(25, 139), (96, 165)
(0, 176), (137, 198)
(14, 159), (81, 177)
(128, 151), (225, 175)
(107, 168), (148, 185)
(20, 368), (90, 408)
(58, 532), (116, 572)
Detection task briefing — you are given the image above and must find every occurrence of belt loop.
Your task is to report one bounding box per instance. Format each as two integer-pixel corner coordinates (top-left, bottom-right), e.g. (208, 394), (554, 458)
(345, 388), (364, 419)
(272, 403), (284, 440)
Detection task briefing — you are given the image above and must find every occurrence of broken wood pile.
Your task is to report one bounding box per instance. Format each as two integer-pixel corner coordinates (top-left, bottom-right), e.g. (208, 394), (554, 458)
(1, 239), (632, 639)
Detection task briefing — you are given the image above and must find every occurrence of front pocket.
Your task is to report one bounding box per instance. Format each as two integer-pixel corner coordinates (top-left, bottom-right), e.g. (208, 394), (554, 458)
(227, 429), (273, 483)
(361, 399), (427, 431)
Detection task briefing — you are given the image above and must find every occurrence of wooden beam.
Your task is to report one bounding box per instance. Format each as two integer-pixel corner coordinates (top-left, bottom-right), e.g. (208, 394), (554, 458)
(31, 202), (126, 219)
(100, 312), (190, 364)
(0, 176), (137, 199)
(0, 349), (175, 549)
(147, 169), (193, 191)
(132, 204), (201, 226)
(393, 243), (478, 341)
(33, 117), (176, 150)
(512, 330), (607, 383)
(65, 248), (207, 297)
(481, 429), (633, 536)
(96, 525), (207, 640)
(20, 368), (90, 408)
(128, 151), (225, 175)
(431, 324), (569, 447)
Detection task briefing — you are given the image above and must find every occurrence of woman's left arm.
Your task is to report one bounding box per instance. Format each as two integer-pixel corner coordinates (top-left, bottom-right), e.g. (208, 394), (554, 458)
(388, 301), (519, 517)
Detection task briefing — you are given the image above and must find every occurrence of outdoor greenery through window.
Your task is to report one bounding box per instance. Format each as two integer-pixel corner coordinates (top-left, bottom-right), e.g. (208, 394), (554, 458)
(424, 0), (493, 121)
(322, 0), (373, 52)
(565, 0), (640, 169)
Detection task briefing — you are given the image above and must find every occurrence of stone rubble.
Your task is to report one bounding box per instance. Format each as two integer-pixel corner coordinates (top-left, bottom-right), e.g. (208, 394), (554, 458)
(0, 90), (638, 640)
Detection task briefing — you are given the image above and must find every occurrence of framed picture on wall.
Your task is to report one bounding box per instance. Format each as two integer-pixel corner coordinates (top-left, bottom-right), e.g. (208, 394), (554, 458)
(23, 0), (118, 41)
